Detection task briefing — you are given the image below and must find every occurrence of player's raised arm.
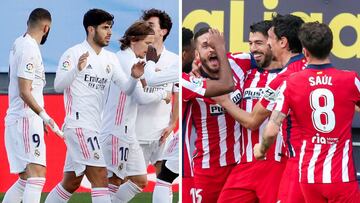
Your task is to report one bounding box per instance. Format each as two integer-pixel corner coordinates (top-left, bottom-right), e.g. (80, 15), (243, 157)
(54, 50), (87, 92)
(202, 28), (234, 97)
(143, 48), (179, 86)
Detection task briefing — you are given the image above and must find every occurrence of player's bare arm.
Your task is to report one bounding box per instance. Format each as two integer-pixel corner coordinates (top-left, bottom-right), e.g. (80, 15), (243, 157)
(254, 110), (286, 160)
(212, 95), (271, 130)
(19, 77), (63, 137)
(19, 78), (44, 115)
(203, 29), (234, 97)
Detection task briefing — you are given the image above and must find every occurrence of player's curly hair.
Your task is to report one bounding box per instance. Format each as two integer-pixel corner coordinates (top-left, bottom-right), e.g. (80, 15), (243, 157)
(119, 21), (155, 50)
(141, 8), (172, 42)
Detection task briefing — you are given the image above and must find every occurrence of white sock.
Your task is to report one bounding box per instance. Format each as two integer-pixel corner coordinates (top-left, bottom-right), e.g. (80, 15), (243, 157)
(108, 184), (121, 202)
(114, 180), (142, 202)
(91, 187), (111, 203)
(23, 177), (45, 203)
(44, 183), (72, 203)
(2, 178), (27, 203)
(152, 179), (172, 203)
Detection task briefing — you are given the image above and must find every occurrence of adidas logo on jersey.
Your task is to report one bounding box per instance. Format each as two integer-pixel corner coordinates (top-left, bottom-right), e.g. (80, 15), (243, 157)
(86, 64), (92, 69)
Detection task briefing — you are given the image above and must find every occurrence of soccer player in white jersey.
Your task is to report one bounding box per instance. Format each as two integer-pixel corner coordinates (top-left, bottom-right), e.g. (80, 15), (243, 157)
(3, 8), (63, 203)
(137, 8), (179, 176)
(45, 9), (144, 203)
(100, 21), (171, 202)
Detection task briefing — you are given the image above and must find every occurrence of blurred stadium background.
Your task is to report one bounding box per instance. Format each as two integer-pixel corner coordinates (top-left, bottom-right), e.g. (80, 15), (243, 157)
(0, 0), (179, 202)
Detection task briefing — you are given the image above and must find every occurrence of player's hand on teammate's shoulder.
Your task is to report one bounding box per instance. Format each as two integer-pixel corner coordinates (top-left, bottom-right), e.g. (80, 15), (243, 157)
(77, 51), (89, 71)
(146, 45), (158, 63)
(253, 143), (266, 160)
(131, 61), (145, 79)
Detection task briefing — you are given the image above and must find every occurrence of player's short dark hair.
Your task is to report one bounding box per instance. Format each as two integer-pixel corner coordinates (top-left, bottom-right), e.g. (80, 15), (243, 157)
(249, 20), (272, 37)
(298, 22), (333, 59)
(141, 8), (172, 42)
(194, 26), (211, 45)
(119, 21), (155, 50)
(272, 14), (304, 53)
(83, 9), (114, 35)
(182, 27), (194, 48)
(27, 8), (51, 27)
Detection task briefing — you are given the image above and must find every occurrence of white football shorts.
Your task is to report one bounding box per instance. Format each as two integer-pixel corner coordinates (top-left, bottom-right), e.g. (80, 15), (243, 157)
(163, 132), (179, 174)
(101, 134), (147, 179)
(5, 116), (46, 174)
(63, 127), (106, 176)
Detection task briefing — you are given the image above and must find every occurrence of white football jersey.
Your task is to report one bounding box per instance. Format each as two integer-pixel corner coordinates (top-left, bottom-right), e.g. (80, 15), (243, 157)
(136, 47), (179, 141)
(54, 40), (138, 132)
(6, 34), (45, 125)
(101, 48), (166, 143)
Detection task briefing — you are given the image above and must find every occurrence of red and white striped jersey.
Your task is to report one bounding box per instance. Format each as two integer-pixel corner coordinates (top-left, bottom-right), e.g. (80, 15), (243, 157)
(182, 100), (195, 177)
(182, 53), (253, 169)
(259, 54), (307, 160)
(240, 66), (284, 163)
(182, 72), (205, 177)
(275, 63), (360, 183)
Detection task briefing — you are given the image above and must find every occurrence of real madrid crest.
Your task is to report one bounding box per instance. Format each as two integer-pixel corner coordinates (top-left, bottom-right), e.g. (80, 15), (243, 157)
(94, 152), (100, 160)
(34, 149), (40, 157)
(118, 163), (124, 171)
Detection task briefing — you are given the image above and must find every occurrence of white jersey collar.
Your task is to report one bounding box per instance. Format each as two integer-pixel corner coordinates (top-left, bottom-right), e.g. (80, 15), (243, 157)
(82, 39), (104, 55)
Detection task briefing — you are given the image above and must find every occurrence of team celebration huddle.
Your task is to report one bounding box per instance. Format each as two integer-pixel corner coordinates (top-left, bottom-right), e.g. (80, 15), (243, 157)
(182, 12), (360, 203)
(1, 1), (360, 203)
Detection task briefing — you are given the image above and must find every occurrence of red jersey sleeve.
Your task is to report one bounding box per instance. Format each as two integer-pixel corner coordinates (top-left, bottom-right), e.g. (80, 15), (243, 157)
(274, 80), (290, 115)
(182, 72), (207, 102)
(354, 73), (360, 106)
